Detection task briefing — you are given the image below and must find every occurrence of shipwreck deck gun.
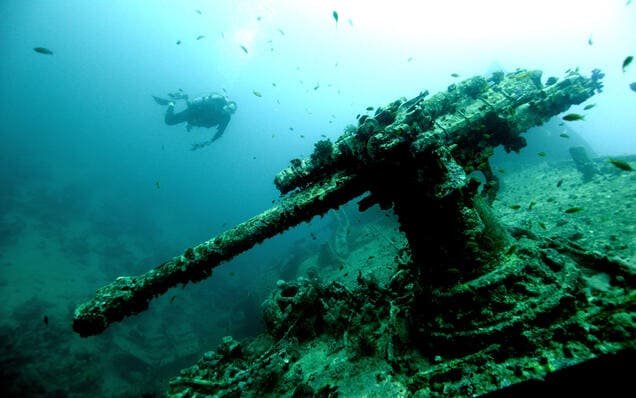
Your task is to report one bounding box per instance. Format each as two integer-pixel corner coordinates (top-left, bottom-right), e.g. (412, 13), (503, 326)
(73, 68), (603, 337)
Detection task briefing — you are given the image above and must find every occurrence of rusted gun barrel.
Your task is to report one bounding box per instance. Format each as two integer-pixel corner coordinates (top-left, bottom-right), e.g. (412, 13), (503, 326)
(274, 69), (603, 196)
(73, 172), (366, 337)
(73, 68), (603, 337)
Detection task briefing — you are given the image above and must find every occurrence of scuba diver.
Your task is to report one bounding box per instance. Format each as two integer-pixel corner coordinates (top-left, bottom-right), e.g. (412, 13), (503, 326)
(153, 90), (237, 148)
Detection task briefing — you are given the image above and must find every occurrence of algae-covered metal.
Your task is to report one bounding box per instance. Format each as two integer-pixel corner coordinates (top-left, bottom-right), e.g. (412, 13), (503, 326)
(274, 69), (603, 196)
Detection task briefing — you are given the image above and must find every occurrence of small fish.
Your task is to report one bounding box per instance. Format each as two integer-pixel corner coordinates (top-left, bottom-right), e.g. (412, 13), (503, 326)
(509, 204), (522, 210)
(366, 106), (374, 111)
(587, 36), (593, 46)
(537, 151), (547, 157)
(176, 40), (181, 45)
(498, 168), (505, 174)
(407, 57), (414, 62)
(277, 28), (285, 35)
(538, 222), (547, 230)
(565, 207), (584, 214)
(608, 159), (633, 171)
(562, 113), (584, 121)
(368, 255), (375, 260)
(228, 271), (236, 277)
(320, 134), (327, 138)
(43, 315), (48, 326)
(332, 10), (339, 24)
(310, 232), (317, 240)
(256, 16), (262, 21)
(528, 201), (536, 210)
(252, 90), (262, 97)
(170, 295), (176, 303)
(196, 35), (205, 40)
(155, 181), (160, 189)
(505, 245), (518, 255)
(629, 82), (636, 92)
(348, 18), (354, 26)
(356, 114), (360, 119)
(240, 45), (248, 54)
(195, 9), (202, 15)
(300, 134), (305, 138)
(34, 47), (53, 55)
(272, 82), (277, 87)
(556, 179), (564, 188)
(313, 83), (320, 90)
(451, 73), (459, 78)
(559, 133), (570, 138)
(622, 55), (633, 72)
(583, 104), (595, 110)
(339, 264), (344, 271)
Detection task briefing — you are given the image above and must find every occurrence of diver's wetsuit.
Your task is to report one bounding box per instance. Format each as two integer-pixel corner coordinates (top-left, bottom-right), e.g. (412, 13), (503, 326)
(164, 105), (192, 125)
(165, 95), (233, 140)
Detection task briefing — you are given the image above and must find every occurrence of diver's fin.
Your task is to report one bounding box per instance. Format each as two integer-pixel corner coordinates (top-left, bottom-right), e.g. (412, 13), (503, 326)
(152, 96), (171, 106)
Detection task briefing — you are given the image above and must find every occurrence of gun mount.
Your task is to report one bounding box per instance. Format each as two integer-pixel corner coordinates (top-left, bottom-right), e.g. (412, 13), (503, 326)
(73, 68), (604, 338)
